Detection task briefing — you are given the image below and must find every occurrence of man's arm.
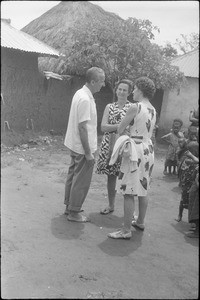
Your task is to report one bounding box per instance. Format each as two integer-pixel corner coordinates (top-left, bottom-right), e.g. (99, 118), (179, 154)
(101, 104), (119, 133)
(78, 121), (94, 161)
(189, 111), (198, 123)
(160, 133), (171, 143)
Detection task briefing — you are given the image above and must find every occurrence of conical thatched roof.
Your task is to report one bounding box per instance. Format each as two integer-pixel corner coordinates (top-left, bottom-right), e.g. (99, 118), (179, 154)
(21, 1), (123, 74)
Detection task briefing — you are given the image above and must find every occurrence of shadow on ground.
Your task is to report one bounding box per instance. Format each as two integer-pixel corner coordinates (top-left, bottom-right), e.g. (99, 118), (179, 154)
(51, 214), (84, 240)
(97, 230), (143, 257)
(88, 212), (124, 229)
(170, 221), (198, 247)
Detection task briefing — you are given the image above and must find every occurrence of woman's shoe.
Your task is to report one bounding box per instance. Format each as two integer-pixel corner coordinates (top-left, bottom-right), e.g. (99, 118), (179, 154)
(108, 230), (132, 239)
(100, 207), (114, 215)
(131, 220), (145, 231)
(132, 214), (138, 221)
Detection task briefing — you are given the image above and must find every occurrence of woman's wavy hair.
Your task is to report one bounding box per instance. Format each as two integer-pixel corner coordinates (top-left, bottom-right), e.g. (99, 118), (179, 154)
(135, 77), (156, 100)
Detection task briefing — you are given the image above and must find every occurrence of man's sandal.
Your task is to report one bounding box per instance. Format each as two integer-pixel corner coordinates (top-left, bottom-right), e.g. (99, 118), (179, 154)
(67, 215), (91, 223)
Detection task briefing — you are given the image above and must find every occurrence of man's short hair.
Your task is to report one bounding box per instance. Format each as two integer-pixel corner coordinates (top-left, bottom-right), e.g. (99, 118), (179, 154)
(86, 67), (105, 83)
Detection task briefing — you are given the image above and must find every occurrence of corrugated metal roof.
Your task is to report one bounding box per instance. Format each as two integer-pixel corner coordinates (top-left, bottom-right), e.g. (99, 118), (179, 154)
(171, 49), (199, 78)
(1, 20), (60, 58)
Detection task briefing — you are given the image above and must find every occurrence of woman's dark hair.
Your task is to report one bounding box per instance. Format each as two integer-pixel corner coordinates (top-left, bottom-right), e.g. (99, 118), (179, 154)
(135, 77), (156, 100)
(173, 118), (183, 126)
(115, 79), (133, 94)
(113, 79), (133, 102)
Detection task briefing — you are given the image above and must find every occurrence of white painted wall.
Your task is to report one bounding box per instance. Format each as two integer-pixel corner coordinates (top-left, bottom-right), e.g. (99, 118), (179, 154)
(158, 77), (199, 136)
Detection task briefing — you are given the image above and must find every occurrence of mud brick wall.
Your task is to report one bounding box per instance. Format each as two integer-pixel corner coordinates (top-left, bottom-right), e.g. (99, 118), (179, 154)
(1, 48), (112, 135)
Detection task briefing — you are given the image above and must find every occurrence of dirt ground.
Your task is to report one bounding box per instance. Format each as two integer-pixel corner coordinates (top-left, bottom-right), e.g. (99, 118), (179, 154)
(1, 134), (199, 299)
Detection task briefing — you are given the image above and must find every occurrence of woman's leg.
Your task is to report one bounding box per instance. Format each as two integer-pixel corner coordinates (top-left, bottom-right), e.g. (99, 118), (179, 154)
(123, 194), (135, 232)
(101, 174), (116, 214)
(107, 174), (117, 210)
(137, 196), (148, 225)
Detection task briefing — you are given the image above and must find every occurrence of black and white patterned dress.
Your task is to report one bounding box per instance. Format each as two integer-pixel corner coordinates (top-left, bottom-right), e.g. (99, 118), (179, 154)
(116, 101), (156, 196)
(96, 101), (132, 176)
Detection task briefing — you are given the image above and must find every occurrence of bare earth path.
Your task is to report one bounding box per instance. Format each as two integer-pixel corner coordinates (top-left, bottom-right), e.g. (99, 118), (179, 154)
(1, 136), (199, 299)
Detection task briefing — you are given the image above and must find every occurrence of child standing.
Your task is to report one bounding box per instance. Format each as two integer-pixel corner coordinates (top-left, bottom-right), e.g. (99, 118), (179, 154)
(176, 137), (188, 185)
(161, 119), (184, 175)
(186, 165), (199, 238)
(175, 141), (199, 222)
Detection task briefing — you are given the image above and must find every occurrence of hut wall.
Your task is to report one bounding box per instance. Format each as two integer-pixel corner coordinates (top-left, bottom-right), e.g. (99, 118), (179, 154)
(1, 48), (112, 135)
(1, 49), (42, 133)
(158, 77), (199, 137)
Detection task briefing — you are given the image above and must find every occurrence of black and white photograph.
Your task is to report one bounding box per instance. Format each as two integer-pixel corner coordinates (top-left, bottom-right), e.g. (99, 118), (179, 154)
(1, 1), (199, 299)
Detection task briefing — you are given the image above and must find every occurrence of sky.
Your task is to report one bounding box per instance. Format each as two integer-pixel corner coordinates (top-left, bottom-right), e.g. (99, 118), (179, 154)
(1, 0), (199, 48)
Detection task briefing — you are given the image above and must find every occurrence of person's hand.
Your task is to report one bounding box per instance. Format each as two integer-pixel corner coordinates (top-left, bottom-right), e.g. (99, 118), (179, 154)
(106, 151), (112, 165)
(85, 153), (95, 167)
(123, 128), (130, 136)
(185, 158), (193, 165)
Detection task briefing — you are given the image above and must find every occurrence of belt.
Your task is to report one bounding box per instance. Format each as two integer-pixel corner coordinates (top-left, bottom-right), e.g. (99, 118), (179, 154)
(131, 135), (143, 144)
(131, 136), (143, 139)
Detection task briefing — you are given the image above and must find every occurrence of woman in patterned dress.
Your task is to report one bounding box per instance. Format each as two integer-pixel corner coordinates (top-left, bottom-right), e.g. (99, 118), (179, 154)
(108, 77), (156, 239)
(96, 79), (133, 214)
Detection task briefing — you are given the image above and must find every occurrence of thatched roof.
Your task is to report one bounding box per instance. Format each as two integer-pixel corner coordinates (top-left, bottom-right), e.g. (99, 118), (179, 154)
(21, 1), (123, 74)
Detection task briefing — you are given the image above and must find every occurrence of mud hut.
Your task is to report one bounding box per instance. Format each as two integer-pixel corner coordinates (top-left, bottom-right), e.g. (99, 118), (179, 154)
(21, 1), (123, 75)
(1, 19), (61, 134)
(158, 49), (199, 136)
(21, 1), (124, 133)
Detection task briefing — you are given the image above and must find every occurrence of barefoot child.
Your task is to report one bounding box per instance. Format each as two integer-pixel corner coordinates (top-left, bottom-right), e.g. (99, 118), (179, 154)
(175, 141), (199, 222)
(176, 137), (188, 186)
(161, 119), (184, 175)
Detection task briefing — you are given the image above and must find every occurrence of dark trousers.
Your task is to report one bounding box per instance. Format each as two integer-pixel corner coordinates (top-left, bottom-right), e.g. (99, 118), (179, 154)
(64, 151), (94, 212)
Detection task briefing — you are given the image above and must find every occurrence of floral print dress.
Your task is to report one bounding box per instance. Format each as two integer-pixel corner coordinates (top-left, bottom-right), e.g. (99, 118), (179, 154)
(116, 101), (156, 197)
(96, 101), (132, 176)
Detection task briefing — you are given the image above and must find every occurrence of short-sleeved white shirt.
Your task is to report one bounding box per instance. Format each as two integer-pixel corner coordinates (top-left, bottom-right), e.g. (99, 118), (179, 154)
(64, 85), (97, 154)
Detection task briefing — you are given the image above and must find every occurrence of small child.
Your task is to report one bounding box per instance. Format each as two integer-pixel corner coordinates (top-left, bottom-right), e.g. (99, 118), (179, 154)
(161, 119), (184, 175)
(176, 137), (188, 185)
(187, 125), (198, 142)
(186, 166), (199, 237)
(175, 141), (199, 222)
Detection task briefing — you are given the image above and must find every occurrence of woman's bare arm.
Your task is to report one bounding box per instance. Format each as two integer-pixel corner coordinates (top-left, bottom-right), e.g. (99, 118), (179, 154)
(118, 104), (137, 135)
(101, 104), (119, 133)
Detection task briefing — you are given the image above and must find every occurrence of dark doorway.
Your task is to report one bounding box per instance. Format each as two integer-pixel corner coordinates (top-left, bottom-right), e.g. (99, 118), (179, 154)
(150, 89), (164, 117)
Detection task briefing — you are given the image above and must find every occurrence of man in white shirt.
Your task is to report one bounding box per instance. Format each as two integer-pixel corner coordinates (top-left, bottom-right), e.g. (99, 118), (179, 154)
(64, 67), (105, 222)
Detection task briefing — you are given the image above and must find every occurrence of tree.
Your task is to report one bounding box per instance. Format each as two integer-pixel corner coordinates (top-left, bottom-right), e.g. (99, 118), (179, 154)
(62, 17), (185, 90)
(175, 33), (199, 54)
(160, 43), (178, 59)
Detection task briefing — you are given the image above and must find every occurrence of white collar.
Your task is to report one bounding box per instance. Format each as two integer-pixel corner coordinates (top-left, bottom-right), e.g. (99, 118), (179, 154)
(82, 85), (94, 100)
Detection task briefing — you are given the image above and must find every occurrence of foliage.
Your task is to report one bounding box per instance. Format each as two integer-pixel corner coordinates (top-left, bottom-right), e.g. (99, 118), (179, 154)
(175, 33), (199, 54)
(160, 43), (178, 58)
(61, 17), (185, 90)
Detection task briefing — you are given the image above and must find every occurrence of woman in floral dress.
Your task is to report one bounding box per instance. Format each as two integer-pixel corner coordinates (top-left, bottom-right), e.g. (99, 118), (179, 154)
(96, 79), (133, 214)
(108, 77), (156, 239)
